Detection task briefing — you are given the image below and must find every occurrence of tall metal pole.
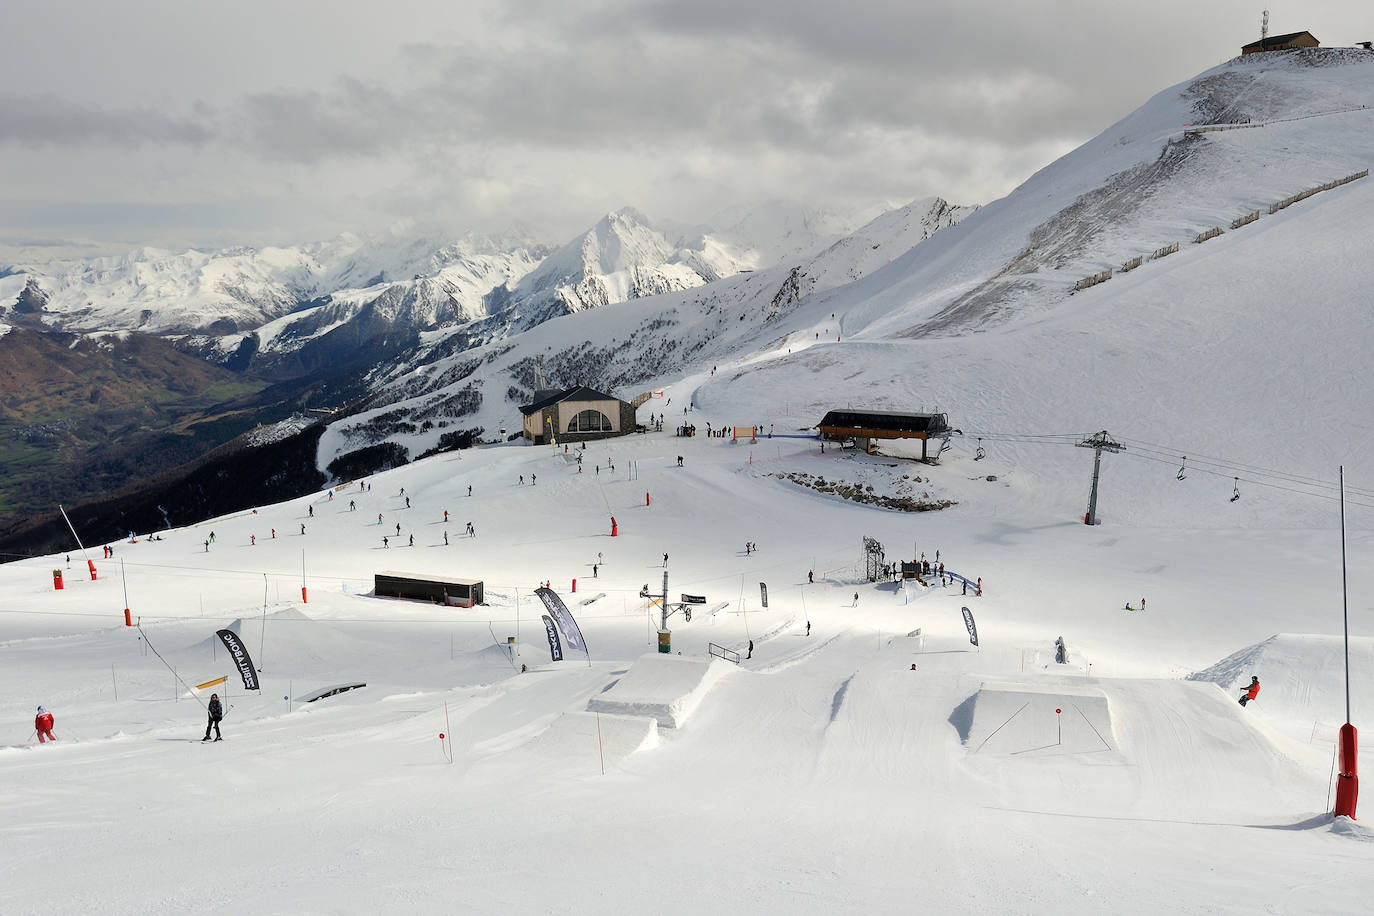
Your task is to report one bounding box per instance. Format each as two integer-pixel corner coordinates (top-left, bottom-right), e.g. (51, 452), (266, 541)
(1333, 465), (1359, 819)
(660, 570), (669, 632)
(1340, 466), (1351, 723)
(1076, 431), (1124, 525)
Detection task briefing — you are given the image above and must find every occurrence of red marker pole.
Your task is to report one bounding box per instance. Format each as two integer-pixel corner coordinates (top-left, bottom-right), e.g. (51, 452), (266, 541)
(1334, 724), (1358, 818)
(1056, 708), (1062, 746)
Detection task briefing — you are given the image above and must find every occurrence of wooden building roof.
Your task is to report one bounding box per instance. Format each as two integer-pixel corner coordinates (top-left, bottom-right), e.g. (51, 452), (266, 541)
(519, 385), (622, 416)
(1241, 31), (1319, 53)
(818, 409), (950, 438)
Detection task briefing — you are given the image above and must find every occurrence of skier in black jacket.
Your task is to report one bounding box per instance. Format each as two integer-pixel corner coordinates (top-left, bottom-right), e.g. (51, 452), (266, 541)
(203, 693), (224, 742)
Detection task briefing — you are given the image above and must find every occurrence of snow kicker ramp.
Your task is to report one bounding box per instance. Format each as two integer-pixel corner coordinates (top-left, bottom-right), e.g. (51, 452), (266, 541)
(957, 681), (1114, 756)
(954, 677), (1324, 820)
(586, 653), (733, 728)
(521, 711), (659, 764)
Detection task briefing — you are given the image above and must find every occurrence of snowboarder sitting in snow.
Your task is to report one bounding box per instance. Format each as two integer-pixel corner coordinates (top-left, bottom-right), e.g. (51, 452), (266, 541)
(1238, 676), (1260, 707)
(35, 706), (57, 743)
(204, 693), (224, 741)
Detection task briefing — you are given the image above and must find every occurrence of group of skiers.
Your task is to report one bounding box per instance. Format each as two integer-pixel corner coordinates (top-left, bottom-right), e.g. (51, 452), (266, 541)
(28, 697), (226, 744)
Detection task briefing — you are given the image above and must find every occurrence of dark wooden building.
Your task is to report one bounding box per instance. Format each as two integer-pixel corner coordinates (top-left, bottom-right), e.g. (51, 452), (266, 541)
(1242, 31), (1319, 55)
(519, 386), (637, 445)
(817, 409), (951, 460)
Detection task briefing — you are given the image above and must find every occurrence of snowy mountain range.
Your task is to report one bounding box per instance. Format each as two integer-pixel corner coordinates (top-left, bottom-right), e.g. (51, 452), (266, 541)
(4, 47), (1374, 543)
(312, 47), (1374, 503)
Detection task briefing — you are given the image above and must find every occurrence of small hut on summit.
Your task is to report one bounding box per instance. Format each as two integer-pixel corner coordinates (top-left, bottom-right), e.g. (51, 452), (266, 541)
(1241, 31), (1319, 55)
(519, 386), (636, 445)
(817, 409), (952, 461)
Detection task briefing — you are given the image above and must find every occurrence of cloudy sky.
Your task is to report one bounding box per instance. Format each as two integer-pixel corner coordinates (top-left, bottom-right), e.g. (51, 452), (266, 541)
(1, 1), (1368, 258)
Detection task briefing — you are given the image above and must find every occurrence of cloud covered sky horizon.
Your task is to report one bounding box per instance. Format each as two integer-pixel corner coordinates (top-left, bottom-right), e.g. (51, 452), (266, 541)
(2, 1), (1368, 260)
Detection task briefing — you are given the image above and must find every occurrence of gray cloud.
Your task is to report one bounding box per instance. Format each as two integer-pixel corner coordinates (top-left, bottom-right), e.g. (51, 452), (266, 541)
(0, 0), (1367, 252)
(0, 94), (215, 147)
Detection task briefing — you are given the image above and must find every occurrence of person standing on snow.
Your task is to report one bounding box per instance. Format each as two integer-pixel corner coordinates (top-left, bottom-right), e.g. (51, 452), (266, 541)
(1239, 676), (1261, 707)
(747, 640), (754, 660)
(35, 706), (57, 742)
(203, 694), (223, 741)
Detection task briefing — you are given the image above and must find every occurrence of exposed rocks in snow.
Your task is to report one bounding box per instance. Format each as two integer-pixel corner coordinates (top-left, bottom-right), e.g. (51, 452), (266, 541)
(773, 470), (955, 512)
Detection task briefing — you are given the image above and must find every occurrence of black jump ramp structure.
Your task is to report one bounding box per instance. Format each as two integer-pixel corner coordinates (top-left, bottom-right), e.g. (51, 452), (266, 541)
(373, 570), (484, 607)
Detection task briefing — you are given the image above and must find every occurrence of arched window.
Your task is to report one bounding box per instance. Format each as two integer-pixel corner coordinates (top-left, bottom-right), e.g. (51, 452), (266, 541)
(568, 409), (613, 433)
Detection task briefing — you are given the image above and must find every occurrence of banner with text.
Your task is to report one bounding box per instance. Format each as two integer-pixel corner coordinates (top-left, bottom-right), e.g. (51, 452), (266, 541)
(215, 629), (260, 690)
(541, 615), (563, 662)
(536, 587), (587, 654)
(960, 607), (979, 647)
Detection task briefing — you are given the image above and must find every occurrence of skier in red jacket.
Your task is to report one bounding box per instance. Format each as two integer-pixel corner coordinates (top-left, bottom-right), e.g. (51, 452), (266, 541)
(1238, 676), (1260, 707)
(35, 706), (57, 742)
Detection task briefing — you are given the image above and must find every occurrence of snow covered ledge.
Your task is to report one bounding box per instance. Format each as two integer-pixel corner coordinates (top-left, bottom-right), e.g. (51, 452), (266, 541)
(587, 653), (735, 728)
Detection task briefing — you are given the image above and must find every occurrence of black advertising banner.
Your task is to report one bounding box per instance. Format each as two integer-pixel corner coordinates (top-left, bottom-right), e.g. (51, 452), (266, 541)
(541, 615), (564, 662)
(536, 587), (587, 653)
(680, 594), (706, 604)
(960, 606), (979, 647)
(215, 628), (260, 690)
(759, 582), (768, 608)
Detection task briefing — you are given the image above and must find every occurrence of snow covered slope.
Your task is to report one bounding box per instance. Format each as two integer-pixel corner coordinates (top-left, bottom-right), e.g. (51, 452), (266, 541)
(317, 49), (1374, 534)
(7, 45), (1374, 904)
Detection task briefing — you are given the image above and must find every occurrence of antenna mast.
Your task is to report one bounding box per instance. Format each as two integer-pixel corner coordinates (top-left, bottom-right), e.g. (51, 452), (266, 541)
(1261, 9), (1269, 47)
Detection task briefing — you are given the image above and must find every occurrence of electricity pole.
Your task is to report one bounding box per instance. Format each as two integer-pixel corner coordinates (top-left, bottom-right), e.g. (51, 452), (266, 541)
(1076, 430), (1124, 525)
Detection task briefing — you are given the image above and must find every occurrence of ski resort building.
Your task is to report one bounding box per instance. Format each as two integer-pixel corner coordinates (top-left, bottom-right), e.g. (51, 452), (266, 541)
(519, 386), (636, 445)
(817, 409), (952, 461)
(1241, 31), (1319, 55)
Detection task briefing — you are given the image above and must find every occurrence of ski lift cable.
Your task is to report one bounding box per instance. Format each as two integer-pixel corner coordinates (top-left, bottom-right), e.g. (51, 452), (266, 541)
(1122, 450), (1374, 508)
(1115, 436), (1374, 496)
(963, 431), (1371, 497)
(961, 430), (1374, 501)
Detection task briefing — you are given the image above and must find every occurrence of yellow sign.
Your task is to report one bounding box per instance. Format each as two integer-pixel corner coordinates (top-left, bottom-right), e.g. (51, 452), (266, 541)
(196, 676), (228, 690)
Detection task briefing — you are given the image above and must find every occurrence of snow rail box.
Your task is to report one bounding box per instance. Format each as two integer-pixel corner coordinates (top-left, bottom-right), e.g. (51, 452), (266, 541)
(373, 571), (483, 607)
